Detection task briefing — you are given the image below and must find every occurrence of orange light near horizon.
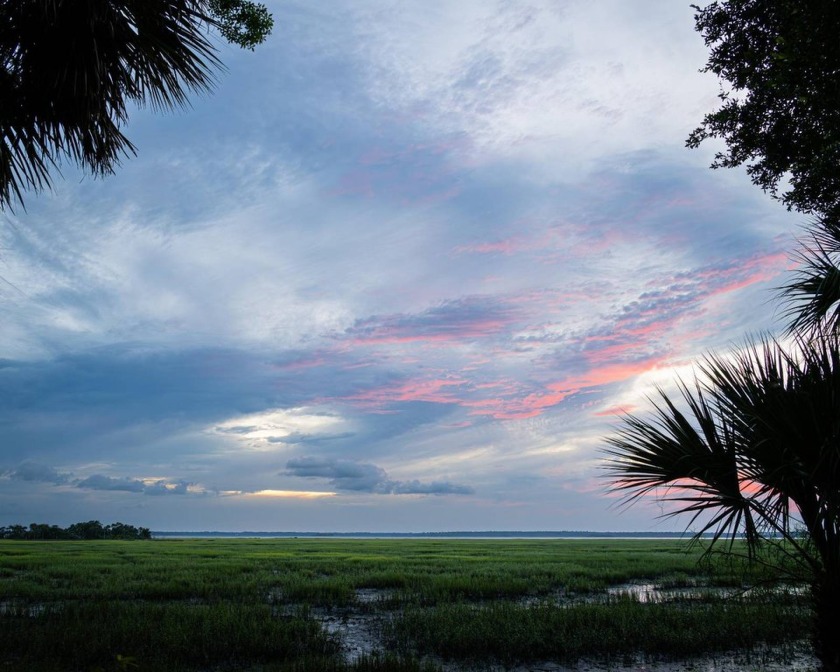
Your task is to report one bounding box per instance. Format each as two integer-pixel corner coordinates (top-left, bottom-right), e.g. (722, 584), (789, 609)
(246, 489), (337, 499)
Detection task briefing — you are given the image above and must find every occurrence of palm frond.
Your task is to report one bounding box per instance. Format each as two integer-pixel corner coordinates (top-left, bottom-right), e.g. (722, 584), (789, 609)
(779, 216), (840, 336)
(603, 379), (757, 552)
(0, 0), (223, 209)
(604, 333), (840, 568)
(701, 334), (840, 551)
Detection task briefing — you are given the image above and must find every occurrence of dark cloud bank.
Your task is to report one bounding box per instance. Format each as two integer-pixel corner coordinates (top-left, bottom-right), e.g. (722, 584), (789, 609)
(2, 463), (191, 496)
(285, 456), (473, 495)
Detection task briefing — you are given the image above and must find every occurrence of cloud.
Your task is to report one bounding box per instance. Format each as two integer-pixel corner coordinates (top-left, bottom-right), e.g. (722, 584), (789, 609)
(0, 462), (196, 497)
(348, 0), (717, 175)
(0, 0), (803, 533)
(75, 474), (146, 493)
(340, 296), (523, 345)
(266, 431), (356, 445)
(391, 480), (474, 495)
(211, 408), (355, 449)
(285, 456), (473, 496)
(286, 457), (387, 491)
(142, 480), (191, 496)
(238, 489), (336, 499)
(75, 474), (192, 496)
(1, 462), (70, 484)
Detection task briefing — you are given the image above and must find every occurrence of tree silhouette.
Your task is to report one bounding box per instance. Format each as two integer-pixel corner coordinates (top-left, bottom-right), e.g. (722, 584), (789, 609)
(609, 4), (840, 667)
(604, 334), (840, 671)
(0, 0), (272, 209)
(687, 0), (840, 218)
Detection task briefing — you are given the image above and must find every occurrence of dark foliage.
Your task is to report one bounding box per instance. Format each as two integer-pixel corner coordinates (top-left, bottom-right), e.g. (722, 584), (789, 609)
(0, 0), (272, 210)
(687, 0), (840, 218)
(0, 520), (151, 540)
(604, 334), (840, 671)
(209, 0), (273, 50)
(780, 217), (840, 337)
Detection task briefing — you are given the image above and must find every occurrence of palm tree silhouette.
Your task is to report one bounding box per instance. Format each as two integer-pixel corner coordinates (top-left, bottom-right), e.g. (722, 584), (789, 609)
(781, 217), (840, 337)
(0, 0), (271, 209)
(604, 333), (840, 671)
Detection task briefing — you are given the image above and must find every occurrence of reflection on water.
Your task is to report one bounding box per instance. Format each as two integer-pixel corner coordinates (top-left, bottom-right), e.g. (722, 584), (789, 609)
(604, 580), (809, 603)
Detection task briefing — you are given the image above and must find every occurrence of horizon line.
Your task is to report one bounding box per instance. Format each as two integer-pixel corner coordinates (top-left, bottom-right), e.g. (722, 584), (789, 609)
(150, 529), (708, 537)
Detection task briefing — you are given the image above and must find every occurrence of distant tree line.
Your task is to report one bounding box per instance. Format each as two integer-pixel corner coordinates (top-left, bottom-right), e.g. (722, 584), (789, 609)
(0, 521), (151, 540)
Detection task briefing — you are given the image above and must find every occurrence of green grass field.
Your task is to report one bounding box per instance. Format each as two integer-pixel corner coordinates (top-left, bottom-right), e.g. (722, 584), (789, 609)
(0, 538), (813, 671)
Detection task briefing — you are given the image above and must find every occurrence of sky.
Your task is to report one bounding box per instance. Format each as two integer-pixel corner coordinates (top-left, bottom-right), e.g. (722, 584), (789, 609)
(0, 1), (801, 532)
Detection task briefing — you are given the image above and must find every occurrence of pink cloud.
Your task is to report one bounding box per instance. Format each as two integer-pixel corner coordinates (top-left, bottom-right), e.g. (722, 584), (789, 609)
(345, 319), (511, 346)
(316, 247), (789, 423)
(702, 251), (789, 297)
(344, 377), (468, 409)
(461, 355), (670, 420)
(594, 404), (638, 417)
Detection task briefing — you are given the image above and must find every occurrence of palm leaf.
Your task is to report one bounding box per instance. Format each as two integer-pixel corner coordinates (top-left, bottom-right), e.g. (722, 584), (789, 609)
(604, 333), (840, 570)
(701, 335), (840, 550)
(603, 379), (757, 552)
(779, 217), (840, 336)
(1, 0), (222, 209)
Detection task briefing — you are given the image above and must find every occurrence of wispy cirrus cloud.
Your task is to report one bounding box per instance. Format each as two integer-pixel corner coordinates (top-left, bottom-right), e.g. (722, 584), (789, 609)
(319, 242), (790, 423)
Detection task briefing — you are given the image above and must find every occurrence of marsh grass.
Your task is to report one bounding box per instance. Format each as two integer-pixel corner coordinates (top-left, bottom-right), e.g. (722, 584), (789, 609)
(1, 600), (335, 670)
(385, 595), (808, 664)
(0, 538), (812, 671)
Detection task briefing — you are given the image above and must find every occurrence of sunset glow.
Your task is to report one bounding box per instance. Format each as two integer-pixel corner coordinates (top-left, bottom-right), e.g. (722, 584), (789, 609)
(0, 0), (797, 532)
